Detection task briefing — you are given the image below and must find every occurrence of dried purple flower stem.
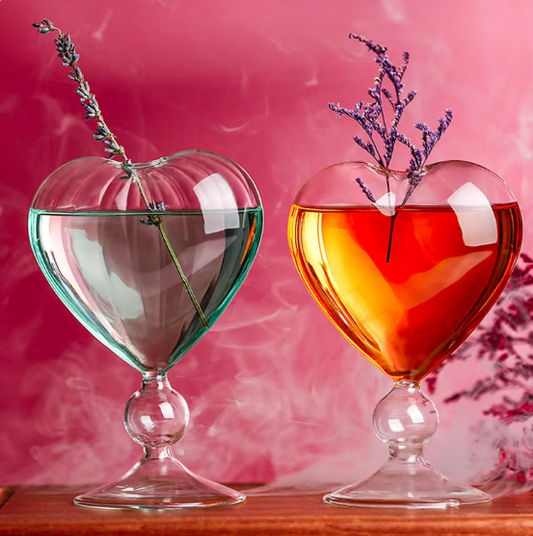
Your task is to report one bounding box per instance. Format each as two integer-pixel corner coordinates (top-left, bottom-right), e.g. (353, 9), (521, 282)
(33, 19), (209, 328)
(330, 34), (452, 262)
(33, 20), (127, 161)
(386, 213), (398, 263)
(355, 178), (376, 203)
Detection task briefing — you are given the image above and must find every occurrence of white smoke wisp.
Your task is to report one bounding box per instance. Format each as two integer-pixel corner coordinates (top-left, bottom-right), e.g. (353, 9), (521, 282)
(16, 340), (138, 486)
(428, 254), (533, 498)
(173, 242), (391, 490)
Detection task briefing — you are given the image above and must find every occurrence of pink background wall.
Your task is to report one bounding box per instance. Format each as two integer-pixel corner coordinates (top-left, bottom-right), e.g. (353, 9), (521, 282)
(1, 0), (532, 489)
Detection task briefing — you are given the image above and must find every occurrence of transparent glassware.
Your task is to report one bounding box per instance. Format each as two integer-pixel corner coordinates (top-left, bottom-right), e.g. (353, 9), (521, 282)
(29, 150), (263, 509)
(288, 160), (522, 508)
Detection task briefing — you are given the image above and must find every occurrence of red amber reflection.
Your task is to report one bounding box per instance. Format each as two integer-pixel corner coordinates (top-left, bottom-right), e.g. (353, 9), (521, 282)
(289, 202), (522, 380)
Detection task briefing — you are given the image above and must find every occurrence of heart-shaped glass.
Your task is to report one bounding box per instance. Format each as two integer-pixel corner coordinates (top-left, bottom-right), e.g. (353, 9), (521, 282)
(29, 150), (262, 509)
(288, 160), (522, 508)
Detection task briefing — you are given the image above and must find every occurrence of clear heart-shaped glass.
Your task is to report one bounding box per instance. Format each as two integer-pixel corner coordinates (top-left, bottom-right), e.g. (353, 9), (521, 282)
(288, 160), (522, 508)
(29, 150), (263, 510)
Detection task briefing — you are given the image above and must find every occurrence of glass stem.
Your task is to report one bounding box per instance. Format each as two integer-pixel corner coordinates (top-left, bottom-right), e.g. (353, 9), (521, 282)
(124, 371), (190, 454)
(373, 381), (439, 464)
(388, 440), (425, 464)
(143, 445), (174, 462)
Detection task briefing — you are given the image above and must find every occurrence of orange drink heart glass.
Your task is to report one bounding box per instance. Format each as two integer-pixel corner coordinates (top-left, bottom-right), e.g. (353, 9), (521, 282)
(288, 160), (522, 508)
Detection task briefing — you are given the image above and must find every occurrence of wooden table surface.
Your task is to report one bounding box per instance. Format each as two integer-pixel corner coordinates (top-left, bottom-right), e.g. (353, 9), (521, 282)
(2, 485), (533, 535)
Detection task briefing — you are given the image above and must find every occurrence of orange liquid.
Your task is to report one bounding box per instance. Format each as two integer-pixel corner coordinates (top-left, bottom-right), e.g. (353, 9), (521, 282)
(288, 203), (522, 380)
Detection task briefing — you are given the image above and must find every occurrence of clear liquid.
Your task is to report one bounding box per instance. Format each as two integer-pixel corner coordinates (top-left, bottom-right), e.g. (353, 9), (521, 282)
(29, 209), (263, 372)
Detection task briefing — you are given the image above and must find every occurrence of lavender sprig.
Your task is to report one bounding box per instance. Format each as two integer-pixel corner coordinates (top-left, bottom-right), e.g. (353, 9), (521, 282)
(329, 34), (453, 203)
(140, 200), (166, 225)
(355, 178), (376, 203)
(33, 19), (209, 328)
(33, 19), (127, 161)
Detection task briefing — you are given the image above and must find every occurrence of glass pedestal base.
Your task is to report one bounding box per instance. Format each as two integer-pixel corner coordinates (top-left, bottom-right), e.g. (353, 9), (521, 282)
(74, 450), (245, 510)
(324, 457), (490, 509)
(324, 383), (491, 509)
(74, 375), (245, 510)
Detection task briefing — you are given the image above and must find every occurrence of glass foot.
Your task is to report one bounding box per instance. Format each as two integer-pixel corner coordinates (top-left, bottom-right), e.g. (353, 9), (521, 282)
(323, 382), (491, 509)
(75, 374), (245, 510)
(324, 458), (490, 509)
(74, 450), (245, 510)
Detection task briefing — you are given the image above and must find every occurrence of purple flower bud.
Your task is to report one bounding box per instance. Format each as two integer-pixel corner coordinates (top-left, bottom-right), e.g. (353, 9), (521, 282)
(382, 87), (394, 105)
(355, 177), (376, 203)
(148, 200), (166, 212)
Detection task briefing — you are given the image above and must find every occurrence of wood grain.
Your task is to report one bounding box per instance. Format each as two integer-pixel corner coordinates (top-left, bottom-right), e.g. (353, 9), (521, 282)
(2, 486), (533, 535)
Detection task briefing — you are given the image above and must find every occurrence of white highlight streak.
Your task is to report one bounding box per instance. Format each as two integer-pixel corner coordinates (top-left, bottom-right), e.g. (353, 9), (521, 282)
(447, 182), (497, 246)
